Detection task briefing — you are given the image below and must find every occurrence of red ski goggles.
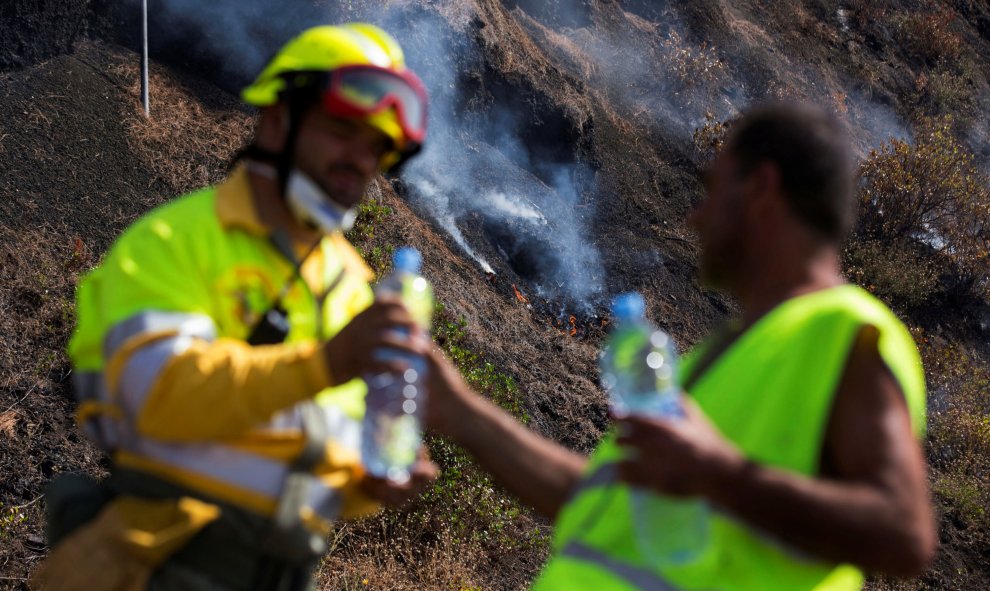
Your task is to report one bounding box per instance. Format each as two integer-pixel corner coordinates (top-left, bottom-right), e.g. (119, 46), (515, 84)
(318, 65), (428, 146)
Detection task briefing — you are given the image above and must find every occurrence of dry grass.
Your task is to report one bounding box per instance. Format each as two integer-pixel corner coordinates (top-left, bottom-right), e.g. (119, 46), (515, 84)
(0, 223), (105, 582)
(104, 55), (254, 194)
(319, 519), (502, 591)
(661, 30), (728, 92)
(0, 411), (20, 439)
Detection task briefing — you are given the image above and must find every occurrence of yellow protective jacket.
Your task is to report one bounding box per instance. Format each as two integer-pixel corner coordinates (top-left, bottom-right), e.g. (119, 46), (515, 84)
(533, 285), (927, 591)
(68, 164), (379, 525)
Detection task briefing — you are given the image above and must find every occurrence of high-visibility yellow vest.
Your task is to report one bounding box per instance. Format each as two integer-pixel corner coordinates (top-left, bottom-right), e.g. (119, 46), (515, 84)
(68, 165), (378, 523)
(533, 285), (926, 591)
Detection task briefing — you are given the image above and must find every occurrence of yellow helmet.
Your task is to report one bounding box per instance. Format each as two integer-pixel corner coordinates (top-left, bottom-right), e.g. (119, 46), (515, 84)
(242, 24), (427, 167)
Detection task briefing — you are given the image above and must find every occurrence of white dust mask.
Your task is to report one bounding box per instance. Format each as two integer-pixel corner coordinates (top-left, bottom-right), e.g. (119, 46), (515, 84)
(285, 169), (357, 234)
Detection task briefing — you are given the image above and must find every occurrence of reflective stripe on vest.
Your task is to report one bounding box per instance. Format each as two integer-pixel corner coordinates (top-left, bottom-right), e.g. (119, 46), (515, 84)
(561, 541), (684, 591)
(567, 463), (617, 499)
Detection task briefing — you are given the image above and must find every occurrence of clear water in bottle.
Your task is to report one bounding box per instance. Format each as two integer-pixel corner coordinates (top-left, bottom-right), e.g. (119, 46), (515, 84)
(361, 247), (434, 483)
(601, 292), (709, 565)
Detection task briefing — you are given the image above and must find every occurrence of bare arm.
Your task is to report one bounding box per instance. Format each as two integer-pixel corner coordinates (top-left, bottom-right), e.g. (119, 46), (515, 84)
(425, 349), (587, 519)
(617, 326), (936, 576)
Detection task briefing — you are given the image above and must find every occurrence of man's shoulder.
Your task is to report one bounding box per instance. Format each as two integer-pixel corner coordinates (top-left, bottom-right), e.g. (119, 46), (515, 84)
(139, 185), (219, 227)
(784, 285), (906, 331)
(117, 186), (222, 246)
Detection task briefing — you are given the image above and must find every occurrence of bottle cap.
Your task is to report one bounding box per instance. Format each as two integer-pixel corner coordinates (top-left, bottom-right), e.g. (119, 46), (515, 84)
(612, 292), (645, 321)
(393, 247), (422, 274)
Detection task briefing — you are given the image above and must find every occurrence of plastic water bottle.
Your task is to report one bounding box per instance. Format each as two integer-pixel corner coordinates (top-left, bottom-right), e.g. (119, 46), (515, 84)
(361, 247), (434, 483)
(600, 292), (709, 565)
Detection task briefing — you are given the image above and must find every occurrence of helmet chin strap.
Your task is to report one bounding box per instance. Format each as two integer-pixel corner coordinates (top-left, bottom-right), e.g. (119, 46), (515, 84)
(277, 97), (308, 198)
(245, 92), (358, 235)
(245, 160), (357, 234)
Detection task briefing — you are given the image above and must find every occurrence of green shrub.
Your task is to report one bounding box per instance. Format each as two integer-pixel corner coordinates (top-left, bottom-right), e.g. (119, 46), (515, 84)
(847, 117), (990, 307)
(911, 64), (976, 128)
(843, 241), (940, 307)
(346, 198), (395, 277)
(923, 341), (990, 529)
(895, 6), (963, 66)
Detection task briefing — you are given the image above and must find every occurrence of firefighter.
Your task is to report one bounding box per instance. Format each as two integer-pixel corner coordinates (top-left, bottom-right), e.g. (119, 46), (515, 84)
(37, 23), (436, 591)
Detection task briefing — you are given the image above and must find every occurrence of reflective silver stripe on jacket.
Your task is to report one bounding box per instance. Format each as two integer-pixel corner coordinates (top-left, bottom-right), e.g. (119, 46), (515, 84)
(306, 483), (343, 519)
(103, 310), (217, 361)
(116, 334), (203, 415)
(121, 403), (362, 520)
(131, 437), (288, 498)
(128, 437), (348, 520)
(73, 370), (122, 449)
(561, 541), (684, 591)
(104, 311), (217, 414)
(263, 404), (361, 451)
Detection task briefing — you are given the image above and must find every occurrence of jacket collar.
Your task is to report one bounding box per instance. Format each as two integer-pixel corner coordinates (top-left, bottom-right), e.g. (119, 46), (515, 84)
(215, 163), (268, 235)
(214, 164), (374, 282)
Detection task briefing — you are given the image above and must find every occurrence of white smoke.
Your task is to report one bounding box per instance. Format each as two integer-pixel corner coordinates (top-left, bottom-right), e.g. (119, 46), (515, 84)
(377, 5), (606, 309)
(140, 0), (915, 309)
(413, 179), (496, 275)
(527, 1), (913, 153)
(485, 192), (547, 226)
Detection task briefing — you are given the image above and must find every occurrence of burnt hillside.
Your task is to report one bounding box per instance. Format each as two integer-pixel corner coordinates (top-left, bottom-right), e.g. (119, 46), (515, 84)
(2, 0), (989, 589)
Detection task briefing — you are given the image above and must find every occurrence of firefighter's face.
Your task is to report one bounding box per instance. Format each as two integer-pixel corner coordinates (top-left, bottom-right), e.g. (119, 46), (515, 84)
(292, 107), (392, 209)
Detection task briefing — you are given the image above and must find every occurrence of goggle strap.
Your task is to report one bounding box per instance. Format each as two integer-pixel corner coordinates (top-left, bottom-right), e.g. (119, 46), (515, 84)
(273, 69), (425, 168)
(383, 141), (422, 175)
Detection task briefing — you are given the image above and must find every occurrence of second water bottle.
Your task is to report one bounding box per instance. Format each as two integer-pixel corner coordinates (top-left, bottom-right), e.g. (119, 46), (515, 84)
(600, 292), (709, 565)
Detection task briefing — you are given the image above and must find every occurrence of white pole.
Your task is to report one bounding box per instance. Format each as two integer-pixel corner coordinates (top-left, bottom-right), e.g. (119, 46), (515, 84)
(141, 0), (150, 117)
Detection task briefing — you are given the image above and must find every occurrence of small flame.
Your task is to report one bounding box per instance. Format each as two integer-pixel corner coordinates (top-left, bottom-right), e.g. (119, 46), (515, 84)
(72, 236), (85, 259)
(512, 284), (530, 304)
(569, 315), (577, 337)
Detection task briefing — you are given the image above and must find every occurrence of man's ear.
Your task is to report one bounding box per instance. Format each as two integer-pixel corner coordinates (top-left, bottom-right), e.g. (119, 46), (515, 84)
(751, 161), (782, 200)
(746, 161), (785, 217)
